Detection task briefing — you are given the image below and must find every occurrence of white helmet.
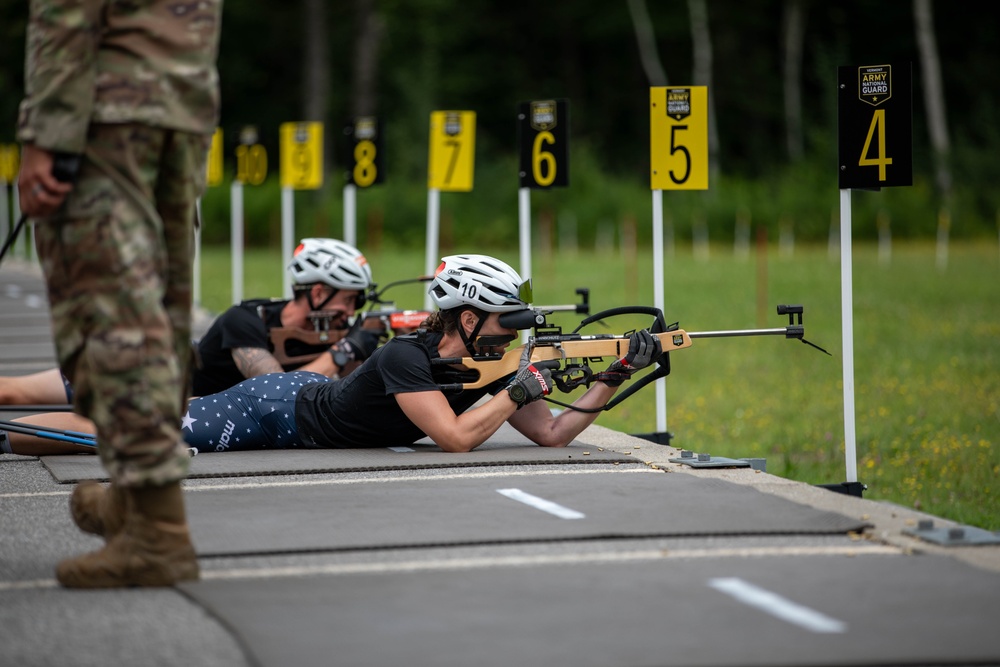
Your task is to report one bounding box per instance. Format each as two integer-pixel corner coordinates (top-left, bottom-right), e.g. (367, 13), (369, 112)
(287, 238), (373, 290)
(429, 254), (531, 313)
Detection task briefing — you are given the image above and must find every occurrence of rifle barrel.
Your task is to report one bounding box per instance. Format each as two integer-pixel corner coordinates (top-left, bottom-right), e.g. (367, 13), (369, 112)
(688, 326), (802, 339)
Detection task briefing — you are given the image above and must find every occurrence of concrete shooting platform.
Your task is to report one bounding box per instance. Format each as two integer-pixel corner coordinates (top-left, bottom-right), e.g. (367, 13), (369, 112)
(3, 257), (999, 667)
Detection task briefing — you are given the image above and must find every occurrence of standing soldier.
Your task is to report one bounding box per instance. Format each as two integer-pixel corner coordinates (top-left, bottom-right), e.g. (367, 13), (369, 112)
(15, 0), (223, 587)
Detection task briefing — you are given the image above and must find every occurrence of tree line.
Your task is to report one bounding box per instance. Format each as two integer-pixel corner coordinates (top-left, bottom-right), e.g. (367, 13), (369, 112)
(2, 0), (997, 242)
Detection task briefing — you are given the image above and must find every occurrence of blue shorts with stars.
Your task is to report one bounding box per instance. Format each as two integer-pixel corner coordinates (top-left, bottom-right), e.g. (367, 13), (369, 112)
(181, 371), (331, 453)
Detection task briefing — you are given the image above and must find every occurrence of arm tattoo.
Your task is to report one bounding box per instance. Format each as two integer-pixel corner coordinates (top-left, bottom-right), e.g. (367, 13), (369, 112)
(232, 347), (284, 379)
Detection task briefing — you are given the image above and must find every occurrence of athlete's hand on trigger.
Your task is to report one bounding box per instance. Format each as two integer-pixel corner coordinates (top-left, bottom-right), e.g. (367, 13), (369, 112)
(505, 344), (553, 407)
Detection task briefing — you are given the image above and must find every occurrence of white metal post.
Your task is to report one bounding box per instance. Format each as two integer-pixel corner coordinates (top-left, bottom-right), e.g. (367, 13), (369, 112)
(282, 186), (294, 298)
(518, 187), (532, 284)
(839, 188), (858, 483)
(343, 183), (356, 246)
(230, 180), (244, 304)
(423, 188), (440, 310)
(652, 188), (667, 433)
(518, 186), (533, 343)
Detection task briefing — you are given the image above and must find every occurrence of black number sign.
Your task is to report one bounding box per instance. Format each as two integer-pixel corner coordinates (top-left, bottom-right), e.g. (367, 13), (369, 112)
(838, 63), (912, 190)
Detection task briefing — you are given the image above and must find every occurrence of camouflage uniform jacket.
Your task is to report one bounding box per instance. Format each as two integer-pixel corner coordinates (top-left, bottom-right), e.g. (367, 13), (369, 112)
(17, 0), (222, 154)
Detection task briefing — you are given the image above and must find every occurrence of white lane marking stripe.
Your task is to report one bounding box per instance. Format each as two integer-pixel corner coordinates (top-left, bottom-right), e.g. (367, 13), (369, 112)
(496, 488), (585, 519)
(0, 546), (901, 590)
(708, 577), (847, 633)
(1, 467), (658, 499)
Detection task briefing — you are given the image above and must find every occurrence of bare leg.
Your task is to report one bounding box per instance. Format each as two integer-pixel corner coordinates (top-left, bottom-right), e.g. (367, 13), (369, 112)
(3, 413), (96, 456)
(0, 368), (71, 405)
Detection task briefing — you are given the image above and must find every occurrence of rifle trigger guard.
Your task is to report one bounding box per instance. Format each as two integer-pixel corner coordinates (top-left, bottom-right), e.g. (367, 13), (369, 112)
(551, 364), (592, 393)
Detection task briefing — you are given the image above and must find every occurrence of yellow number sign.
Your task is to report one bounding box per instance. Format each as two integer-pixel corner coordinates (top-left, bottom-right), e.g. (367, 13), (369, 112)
(428, 111), (475, 191)
(0, 144), (20, 183)
(206, 128), (223, 186)
(236, 144), (268, 185)
(649, 86), (708, 190)
(280, 122), (324, 190)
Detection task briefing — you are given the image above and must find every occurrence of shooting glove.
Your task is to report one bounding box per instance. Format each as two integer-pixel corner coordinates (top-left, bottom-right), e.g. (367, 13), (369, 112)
(330, 329), (380, 368)
(505, 345), (553, 408)
(595, 329), (662, 387)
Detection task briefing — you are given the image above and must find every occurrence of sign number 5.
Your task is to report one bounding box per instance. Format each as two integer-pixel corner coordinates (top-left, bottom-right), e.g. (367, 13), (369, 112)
(649, 86), (708, 191)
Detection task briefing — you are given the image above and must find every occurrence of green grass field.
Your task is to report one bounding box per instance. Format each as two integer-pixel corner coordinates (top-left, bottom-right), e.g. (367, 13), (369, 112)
(196, 240), (1000, 530)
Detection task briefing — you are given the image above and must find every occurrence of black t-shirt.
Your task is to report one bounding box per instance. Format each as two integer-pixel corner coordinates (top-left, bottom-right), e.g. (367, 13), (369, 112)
(295, 331), (508, 448)
(191, 299), (332, 396)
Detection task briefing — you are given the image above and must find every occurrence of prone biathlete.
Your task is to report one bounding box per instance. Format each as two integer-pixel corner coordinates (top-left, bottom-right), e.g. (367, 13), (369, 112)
(0, 238), (380, 407)
(3, 254), (663, 455)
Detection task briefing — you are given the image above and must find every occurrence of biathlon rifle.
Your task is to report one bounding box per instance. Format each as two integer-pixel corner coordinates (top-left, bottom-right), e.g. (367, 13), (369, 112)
(270, 276), (437, 366)
(433, 304), (829, 413)
(269, 308), (353, 367)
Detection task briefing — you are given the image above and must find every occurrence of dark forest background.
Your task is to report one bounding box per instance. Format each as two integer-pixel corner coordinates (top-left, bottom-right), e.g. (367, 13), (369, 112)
(2, 0), (998, 247)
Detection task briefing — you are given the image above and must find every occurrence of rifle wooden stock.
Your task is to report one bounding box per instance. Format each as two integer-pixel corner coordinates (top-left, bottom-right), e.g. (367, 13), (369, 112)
(444, 329), (693, 390)
(269, 327), (346, 366)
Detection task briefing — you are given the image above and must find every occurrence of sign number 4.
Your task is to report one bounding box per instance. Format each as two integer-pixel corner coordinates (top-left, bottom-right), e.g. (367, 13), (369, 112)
(838, 63), (912, 190)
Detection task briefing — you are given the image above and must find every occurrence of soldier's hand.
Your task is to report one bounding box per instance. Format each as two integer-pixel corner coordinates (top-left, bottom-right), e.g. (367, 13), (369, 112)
(17, 144), (74, 218)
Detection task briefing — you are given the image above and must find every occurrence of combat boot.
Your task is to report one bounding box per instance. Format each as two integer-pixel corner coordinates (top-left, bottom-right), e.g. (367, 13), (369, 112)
(69, 480), (127, 538)
(56, 482), (199, 588)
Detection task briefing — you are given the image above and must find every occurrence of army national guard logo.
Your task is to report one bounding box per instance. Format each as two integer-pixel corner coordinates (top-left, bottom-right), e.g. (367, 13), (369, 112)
(354, 116), (377, 140)
(859, 65), (892, 106)
(666, 88), (692, 121)
(530, 100), (557, 131)
(444, 113), (463, 137)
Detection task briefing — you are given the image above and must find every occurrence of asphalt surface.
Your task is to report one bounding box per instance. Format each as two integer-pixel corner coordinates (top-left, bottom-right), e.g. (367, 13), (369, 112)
(2, 257), (999, 667)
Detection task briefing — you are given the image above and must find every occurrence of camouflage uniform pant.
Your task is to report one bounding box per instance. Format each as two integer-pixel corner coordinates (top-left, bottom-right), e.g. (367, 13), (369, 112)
(33, 123), (210, 487)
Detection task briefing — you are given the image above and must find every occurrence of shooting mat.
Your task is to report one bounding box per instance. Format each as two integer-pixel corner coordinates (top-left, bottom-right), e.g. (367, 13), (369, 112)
(183, 470), (868, 557)
(41, 423), (635, 482)
(179, 553), (1000, 667)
